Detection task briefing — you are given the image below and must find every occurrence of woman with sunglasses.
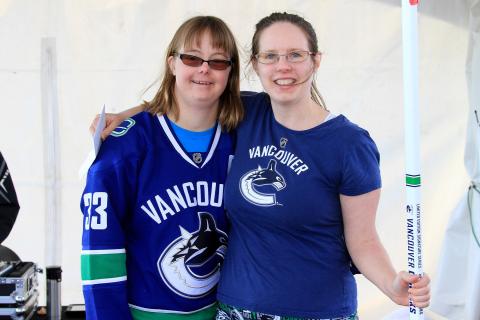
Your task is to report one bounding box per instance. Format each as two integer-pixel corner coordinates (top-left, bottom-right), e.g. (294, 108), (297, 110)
(90, 12), (430, 320)
(81, 16), (242, 320)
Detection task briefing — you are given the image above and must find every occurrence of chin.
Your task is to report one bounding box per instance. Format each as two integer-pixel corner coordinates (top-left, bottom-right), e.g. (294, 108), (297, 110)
(270, 92), (299, 104)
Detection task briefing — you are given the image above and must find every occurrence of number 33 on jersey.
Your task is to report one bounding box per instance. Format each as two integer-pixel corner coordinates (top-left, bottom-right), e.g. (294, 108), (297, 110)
(83, 192), (107, 230)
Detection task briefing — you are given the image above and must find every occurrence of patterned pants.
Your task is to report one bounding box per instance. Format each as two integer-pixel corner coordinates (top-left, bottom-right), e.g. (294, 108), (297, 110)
(216, 302), (359, 320)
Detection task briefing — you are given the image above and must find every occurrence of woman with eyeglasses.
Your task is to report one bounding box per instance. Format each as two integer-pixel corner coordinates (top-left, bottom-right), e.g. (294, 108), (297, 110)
(81, 16), (242, 320)
(215, 13), (429, 320)
(89, 12), (430, 320)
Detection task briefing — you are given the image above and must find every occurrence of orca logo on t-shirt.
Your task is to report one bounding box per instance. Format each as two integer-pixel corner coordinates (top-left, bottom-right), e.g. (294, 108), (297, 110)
(157, 212), (227, 299)
(239, 159), (286, 207)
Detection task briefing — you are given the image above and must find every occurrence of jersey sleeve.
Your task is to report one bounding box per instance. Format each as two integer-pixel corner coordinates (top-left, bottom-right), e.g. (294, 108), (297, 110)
(0, 152), (19, 244)
(80, 140), (139, 320)
(339, 130), (381, 196)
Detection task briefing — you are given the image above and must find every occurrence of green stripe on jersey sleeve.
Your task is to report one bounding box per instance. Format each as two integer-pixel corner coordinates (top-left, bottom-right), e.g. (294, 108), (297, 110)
(81, 251), (127, 282)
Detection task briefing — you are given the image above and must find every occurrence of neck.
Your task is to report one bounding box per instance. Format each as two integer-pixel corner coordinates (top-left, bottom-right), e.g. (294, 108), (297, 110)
(171, 98), (219, 132)
(271, 97), (328, 131)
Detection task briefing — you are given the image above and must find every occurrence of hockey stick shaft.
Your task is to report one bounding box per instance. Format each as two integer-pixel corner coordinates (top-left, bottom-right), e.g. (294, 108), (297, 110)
(402, 0), (424, 319)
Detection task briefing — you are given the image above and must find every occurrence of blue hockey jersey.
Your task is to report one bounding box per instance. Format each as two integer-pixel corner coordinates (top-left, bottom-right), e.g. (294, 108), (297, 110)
(81, 112), (233, 320)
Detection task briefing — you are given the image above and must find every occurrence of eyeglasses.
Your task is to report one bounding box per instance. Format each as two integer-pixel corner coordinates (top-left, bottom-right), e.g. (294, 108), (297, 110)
(255, 50), (316, 64)
(175, 53), (232, 70)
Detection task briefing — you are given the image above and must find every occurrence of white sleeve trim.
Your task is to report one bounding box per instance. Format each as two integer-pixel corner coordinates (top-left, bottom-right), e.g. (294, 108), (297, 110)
(129, 302), (216, 314)
(81, 249), (126, 255)
(82, 276), (127, 285)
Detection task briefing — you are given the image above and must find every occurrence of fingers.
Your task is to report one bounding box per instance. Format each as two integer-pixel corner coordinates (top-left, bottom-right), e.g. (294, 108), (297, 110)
(89, 112), (128, 140)
(400, 271), (430, 285)
(101, 129), (111, 140)
(101, 121), (118, 140)
(408, 273), (431, 308)
(409, 292), (430, 308)
(409, 285), (429, 298)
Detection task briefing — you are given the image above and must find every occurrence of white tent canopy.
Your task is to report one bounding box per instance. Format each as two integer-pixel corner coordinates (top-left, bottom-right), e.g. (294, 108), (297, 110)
(430, 0), (480, 319)
(0, 1), (474, 318)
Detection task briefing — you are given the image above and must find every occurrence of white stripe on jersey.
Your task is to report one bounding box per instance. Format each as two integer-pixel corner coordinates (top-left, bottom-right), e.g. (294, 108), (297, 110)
(158, 115), (221, 169)
(81, 249), (126, 255)
(129, 302), (216, 314)
(82, 276), (127, 285)
(201, 124), (221, 169)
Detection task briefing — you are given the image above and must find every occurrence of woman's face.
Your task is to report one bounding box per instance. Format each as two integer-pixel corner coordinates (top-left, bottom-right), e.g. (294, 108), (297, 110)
(168, 32), (231, 111)
(253, 22), (320, 107)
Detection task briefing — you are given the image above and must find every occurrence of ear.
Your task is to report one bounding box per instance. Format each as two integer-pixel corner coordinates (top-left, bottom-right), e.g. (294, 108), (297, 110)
(313, 52), (322, 71)
(252, 59), (259, 76)
(167, 55), (176, 76)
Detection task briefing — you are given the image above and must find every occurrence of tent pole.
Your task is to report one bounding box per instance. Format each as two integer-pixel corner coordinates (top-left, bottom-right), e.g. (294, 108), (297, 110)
(41, 37), (62, 267)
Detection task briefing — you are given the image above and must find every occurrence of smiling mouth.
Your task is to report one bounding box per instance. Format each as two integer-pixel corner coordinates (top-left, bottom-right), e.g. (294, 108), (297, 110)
(192, 80), (213, 85)
(274, 78), (296, 86)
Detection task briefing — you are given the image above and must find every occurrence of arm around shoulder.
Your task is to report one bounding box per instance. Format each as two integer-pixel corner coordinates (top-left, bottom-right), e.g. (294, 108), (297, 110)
(90, 104), (146, 140)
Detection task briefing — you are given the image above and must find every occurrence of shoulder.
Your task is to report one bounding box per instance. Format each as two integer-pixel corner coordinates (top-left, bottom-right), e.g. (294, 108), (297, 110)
(333, 116), (381, 195)
(240, 91), (272, 124)
(91, 111), (157, 172)
(241, 91), (269, 111)
(325, 115), (380, 166)
(330, 115), (377, 148)
(108, 111), (156, 139)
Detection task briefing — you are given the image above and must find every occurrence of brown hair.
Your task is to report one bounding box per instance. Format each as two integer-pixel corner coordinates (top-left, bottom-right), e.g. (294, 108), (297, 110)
(251, 12), (327, 109)
(143, 16), (243, 131)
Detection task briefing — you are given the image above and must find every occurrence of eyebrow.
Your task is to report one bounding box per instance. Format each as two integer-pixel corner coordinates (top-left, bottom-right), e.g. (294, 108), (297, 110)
(182, 48), (229, 58)
(260, 48), (308, 52)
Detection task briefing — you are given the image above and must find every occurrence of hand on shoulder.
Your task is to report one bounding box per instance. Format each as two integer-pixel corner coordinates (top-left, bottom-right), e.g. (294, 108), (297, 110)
(89, 105), (144, 140)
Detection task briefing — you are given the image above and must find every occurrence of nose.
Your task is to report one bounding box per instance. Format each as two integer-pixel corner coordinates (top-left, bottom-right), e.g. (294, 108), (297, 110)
(198, 61), (210, 73)
(275, 55), (292, 71)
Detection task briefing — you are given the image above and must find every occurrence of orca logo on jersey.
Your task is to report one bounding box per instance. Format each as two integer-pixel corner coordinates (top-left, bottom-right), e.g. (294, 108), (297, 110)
(110, 118), (136, 137)
(239, 159), (286, 206)
(157, 212), (227, 299)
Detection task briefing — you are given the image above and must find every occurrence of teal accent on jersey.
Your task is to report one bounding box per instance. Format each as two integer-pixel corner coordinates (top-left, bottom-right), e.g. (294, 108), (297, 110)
(81, 252), (127, 281)
(130, 304), (216, 320)
(169, 120), (215, 152)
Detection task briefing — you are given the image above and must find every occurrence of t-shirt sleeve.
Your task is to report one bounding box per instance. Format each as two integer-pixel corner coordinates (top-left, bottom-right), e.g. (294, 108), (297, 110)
(80, 138), (138, 320)
(339, 130), (381, 196)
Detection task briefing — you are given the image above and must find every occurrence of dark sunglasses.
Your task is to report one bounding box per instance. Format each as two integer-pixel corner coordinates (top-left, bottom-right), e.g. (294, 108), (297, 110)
(175, 53), (232, 71)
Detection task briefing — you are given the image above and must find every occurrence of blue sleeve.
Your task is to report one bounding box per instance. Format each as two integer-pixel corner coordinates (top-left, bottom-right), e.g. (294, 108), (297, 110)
(339, 130), (381, 196)
(80, 137), (139, 320)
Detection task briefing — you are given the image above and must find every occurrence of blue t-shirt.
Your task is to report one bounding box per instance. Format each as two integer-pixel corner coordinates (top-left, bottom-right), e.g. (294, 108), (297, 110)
(170, 120), (215, 153)
(217, 92), (381, 318)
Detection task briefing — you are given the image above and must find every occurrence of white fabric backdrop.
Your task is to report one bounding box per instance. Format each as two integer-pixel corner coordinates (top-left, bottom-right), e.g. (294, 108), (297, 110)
(0, 1), (471, 318)
(430, 0), (480, 319)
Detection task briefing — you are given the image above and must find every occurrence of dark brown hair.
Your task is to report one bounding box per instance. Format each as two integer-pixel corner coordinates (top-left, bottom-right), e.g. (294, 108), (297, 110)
(143, 16), (243, 131)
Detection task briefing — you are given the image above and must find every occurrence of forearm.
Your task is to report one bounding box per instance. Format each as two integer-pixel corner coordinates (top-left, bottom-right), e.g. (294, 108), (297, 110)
(341, 192), (429, 308)
(120, 104), (145, 118)
(347, 235), (401, 303)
